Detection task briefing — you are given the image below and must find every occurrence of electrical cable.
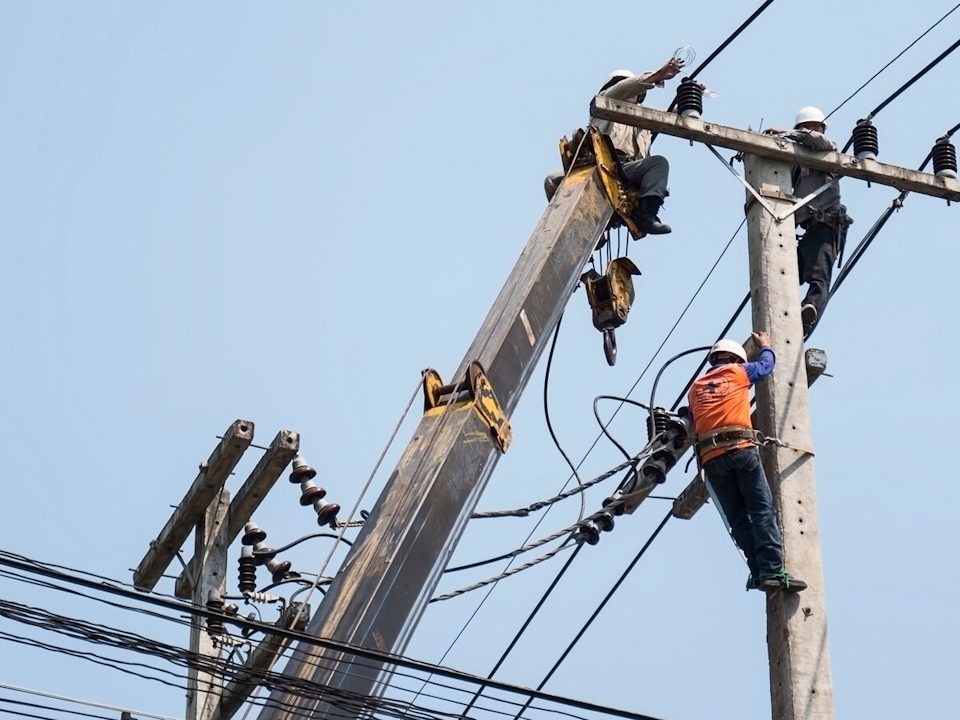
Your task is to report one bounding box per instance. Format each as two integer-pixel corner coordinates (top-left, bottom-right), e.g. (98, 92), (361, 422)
(826, 2), (960, 120)
(0, 684), (178, 720)
(648, 346), (713, 419)
(510, 510), (674, 720)
(0, 552), (665, 720)
(458, 545), (585, 718)
(0, 699), (112, 720)
(841, 36), (960, 152)
(542, 312), (588, 522)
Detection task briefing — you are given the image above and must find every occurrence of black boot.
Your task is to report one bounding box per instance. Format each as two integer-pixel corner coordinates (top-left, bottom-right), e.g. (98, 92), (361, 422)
(634, 196), (672, 235)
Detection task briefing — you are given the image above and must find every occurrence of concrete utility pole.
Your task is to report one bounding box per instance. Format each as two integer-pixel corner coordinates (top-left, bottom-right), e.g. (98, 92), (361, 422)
(132, 421), (305, 720)
(743, 154), (833, 719)
(589, 97), (958, 720)
(186, 490), (229, 720)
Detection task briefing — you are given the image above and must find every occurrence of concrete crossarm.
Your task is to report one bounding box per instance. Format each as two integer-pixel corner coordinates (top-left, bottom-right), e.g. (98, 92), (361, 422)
(590, 96), (960, 201)
(174, 430), (300, 598)
(133, 419), (254, 591)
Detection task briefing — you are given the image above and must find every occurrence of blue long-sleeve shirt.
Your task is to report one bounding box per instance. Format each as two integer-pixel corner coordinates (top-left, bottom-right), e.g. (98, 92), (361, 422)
(744, 346), (775, 384)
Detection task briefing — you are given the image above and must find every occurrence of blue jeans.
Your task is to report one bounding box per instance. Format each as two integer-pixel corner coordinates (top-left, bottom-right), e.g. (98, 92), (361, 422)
(704, 446), (783, 578)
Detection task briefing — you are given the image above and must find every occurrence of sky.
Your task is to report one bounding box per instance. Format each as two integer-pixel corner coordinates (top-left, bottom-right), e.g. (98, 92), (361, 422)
(1, 1), (958, 719)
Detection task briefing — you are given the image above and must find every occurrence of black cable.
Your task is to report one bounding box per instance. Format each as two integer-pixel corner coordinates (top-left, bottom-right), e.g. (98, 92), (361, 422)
(670, 291), (750, 412)
(511, 510), (674, 720)
(648, 346), (713, 418)
(826, 2), (960, 120)
(254, 532), (353, 557)
(818, 121), (960, 326)
(459, 544), (586, 718)
(0, 553), (662, 720)
(687, 0), (776, 81)
(593, 395), (650, 462)
(542, 311), (587, 521)
(841, 37), (960, 153)
(0, 700), (111, 720)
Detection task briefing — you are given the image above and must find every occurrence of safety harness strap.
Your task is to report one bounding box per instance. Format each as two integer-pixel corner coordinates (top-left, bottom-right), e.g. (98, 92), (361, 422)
(695, 425), (757, 456)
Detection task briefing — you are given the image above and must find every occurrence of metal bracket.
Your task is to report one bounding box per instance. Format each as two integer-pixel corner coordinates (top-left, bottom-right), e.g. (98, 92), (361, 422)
(421, 361), (512, 452)
(705, 143), (779, 219)
(588, 125), (645, 239)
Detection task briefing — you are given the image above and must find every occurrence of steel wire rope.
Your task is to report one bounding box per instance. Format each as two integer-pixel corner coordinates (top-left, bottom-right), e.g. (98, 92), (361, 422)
(826, 2), (960, 121)
(237, 374), (431, 720)
(840, 36), (960, 153)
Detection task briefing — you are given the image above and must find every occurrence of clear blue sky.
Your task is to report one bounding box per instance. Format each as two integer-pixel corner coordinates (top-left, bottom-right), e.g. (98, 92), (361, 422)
(2, 2), (958, 719)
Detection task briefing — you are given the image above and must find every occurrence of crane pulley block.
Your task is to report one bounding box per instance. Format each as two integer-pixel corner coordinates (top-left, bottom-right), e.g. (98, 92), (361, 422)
(421, 361), (512, 453)
(580, 257), (641, 366)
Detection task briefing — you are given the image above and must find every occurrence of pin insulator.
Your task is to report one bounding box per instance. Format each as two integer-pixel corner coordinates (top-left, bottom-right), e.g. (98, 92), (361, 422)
(237, 549), (257, 594)
(852, 119), (879, 160)
(675, 79), (704, 119)
(646, 407), (672, 441)
(205, 595), (226, 635)
(241, 521), (267, 546)
(289, 455), (317, 484)
(932, 136), (958, 179)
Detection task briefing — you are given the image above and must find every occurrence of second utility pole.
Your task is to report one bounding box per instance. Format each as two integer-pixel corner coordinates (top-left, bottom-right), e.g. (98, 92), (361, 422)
(744, 153), (834, 720)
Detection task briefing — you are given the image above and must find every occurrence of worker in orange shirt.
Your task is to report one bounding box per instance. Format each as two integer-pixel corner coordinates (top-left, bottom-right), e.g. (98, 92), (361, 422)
(688, 331), (807, 593)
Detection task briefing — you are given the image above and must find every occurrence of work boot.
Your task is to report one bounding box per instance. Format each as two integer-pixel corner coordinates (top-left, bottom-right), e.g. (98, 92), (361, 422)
(745, 574), (759, 591)
(801, 303), (817, 335)
(634, 196), (672, 235)
(759, 570), (808, 594)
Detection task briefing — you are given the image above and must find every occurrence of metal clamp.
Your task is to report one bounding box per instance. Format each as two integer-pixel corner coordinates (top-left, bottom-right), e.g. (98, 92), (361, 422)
(422, 361), (513, 453)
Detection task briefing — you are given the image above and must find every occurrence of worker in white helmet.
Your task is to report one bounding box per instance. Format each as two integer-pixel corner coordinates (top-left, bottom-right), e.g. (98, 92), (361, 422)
(544, 57), (685, 235)
(687, 332), (807, 593)
(763, 108), (854, 336)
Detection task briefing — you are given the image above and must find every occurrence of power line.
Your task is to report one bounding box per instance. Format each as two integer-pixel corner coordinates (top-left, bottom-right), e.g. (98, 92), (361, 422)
(841, 36), (960, 152)
(0, 684), (178, 720)
(826, 2), (960, 120)
(0, 551), (671, 720)
(511, 510), (675, 720)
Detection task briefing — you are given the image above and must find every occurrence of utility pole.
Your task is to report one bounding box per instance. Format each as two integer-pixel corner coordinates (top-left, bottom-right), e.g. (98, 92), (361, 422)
(185, 490), (229, 720)
(743, 153), (833, 719)
(132, 421), (306, 720)
(589, 97), (959, 720)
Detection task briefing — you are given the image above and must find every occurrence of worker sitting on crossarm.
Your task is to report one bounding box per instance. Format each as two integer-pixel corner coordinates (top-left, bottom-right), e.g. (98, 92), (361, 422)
(687, 333), (807, 593)
(763, 107), (854, 337)
(544, 58), (685, 235)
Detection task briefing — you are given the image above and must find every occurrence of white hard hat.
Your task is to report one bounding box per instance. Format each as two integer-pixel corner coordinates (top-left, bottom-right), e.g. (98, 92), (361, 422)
(794, 106), (826, 129)
(606, 69), (635, 84)
(708, 339), (747, 365)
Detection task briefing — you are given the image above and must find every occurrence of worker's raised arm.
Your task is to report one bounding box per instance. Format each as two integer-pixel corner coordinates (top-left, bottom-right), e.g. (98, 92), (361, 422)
(784, 128), (837, 152)
(744, 330), (776, 384)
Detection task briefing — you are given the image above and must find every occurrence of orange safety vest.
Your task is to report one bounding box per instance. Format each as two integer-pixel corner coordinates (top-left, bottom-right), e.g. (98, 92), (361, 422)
(688, 363), (755, 464)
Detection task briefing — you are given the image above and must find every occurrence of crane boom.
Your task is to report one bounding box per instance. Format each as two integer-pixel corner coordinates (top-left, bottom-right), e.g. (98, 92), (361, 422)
(256, 161), (616, 719)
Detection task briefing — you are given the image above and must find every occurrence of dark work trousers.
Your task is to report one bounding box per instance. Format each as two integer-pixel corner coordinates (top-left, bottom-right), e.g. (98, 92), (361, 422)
(798, 221), (838, 318)
(622, 155), (669, 199)
(703, 446), (784, 579)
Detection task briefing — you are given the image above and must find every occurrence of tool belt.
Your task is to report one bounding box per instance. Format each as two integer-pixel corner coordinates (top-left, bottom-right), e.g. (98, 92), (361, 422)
(695, 425), (758, 458)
